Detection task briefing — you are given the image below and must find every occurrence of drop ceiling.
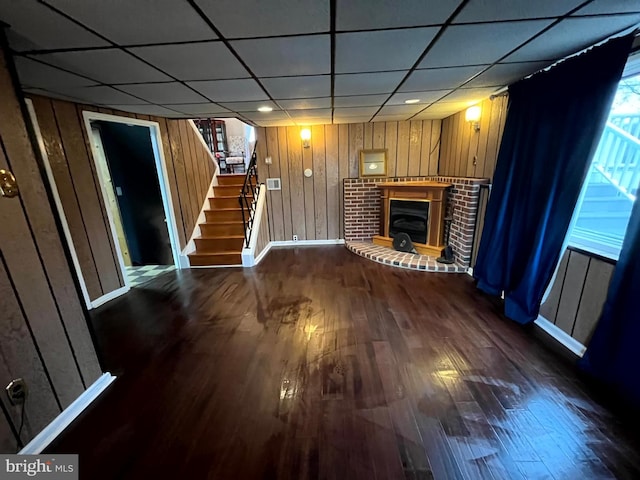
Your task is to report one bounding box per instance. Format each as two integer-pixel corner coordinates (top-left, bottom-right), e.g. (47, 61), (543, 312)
(2, 0), (640, 126)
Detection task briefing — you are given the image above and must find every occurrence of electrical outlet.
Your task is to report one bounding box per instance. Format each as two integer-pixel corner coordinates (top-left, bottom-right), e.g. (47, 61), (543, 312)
(6, 379), (27, 405)
(293, 235), (298, 241)
(265, 156), (272, 165)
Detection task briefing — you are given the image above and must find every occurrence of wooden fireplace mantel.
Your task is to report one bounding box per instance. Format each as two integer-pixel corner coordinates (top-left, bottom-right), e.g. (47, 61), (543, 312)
(373, 181), (452, 257)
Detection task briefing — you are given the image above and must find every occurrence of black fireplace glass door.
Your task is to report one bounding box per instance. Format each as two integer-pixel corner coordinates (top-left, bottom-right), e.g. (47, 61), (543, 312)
(389, 199), (429, 244)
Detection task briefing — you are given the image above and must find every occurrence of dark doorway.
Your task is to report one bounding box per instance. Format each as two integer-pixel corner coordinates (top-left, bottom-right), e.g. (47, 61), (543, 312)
(92, 121), (173, 270)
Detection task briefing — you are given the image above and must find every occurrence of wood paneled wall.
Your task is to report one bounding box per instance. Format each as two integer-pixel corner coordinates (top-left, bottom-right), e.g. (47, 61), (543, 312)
(255, 120), (441, 241)
(540, 248), (614, 347)
(28, 95), (215, 302)
(439, 96), (508, 180)
(0, 41), (101, 449)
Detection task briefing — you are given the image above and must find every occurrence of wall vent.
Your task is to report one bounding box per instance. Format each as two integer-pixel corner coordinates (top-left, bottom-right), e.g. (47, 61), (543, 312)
(266, 178), (281, 190)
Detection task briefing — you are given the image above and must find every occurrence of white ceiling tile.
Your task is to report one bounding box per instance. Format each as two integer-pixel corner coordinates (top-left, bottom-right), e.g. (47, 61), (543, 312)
(162, 103), (231, 116)
(23, 88), (87, 104)
(333, 106), (378, 117)
(66, 85), (148, 105)
(438, 87), (497, 103)
(335, 28), (438, 73)
(411, 111), (449, 120)
(187, 79), (268, 102)
(4, 31), (41, 53)
(129, 42), (249, 81)
(333, 116), (372, 124)
(455, 0), (585, 23)
(15, 57), (97, 89)
(296, 118), (332, 125)
(505, 15), (640, 63)
(208, 112), (239, 118)
(415, 101), (471, 118)
(287, 108), (332, 118)
(256, 119), (295, 127)
(0, 0), (109, 51)
(277, 98), (331, 109)
(419, 21), (552, 68)
(46, 0), (215, 44)
(333, 94), (389, 107)
(464, 61), (550, 87)
(257, 120), (295, 127)
(107, 104), (183, 116)
(218, 100), (279, 111)
(371, 114), (413, 122)
(243, 111), (290, 121)
(194, 0), (329, 38)
(231, 36), (330, 77)
(32, 49), (171, 84)
(388, 90), (452, 104)
(261, 76), (330, 99)
(118, 82), (208, 104)
(574, 0), (640, 15)
(334, 71), (406, 96)
(399, 66), (486, 92)
(337, 0), (458, 30)
(377, 104), (424, 115)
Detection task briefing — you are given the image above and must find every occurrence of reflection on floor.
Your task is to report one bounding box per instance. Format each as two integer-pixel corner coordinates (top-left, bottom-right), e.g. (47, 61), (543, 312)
(50, 247), (640, 479)
(125, 265), (175, 287)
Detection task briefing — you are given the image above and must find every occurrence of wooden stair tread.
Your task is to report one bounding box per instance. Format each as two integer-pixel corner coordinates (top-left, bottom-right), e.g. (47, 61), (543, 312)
(205, 208), (243, 212)
(201, 221), (243, 225)
(209, 195), (252, 199)
(196, 235), (244, 240)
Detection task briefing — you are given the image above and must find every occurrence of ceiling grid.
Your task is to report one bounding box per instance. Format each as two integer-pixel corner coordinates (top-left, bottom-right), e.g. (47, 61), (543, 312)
(0, 0), (638, 125)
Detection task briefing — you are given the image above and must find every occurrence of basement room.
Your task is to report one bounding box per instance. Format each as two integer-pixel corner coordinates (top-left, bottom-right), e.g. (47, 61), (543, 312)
(0, 0), (639, 478)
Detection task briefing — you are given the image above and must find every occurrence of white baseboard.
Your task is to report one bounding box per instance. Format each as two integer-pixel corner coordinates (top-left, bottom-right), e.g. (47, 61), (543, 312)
(20, 373), (116, 454)
(188, 264), (243, 269)
(253, 242), (273, 266)
(186, 239), (345, 269)
(178, 255), (191, 269)
(270, 239), (345, 246)
(534, 315), (586, 357)
(90, 286), (129, 309)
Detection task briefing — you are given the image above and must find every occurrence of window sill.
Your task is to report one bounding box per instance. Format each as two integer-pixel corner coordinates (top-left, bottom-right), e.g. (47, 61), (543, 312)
(567, 244), (618, 265)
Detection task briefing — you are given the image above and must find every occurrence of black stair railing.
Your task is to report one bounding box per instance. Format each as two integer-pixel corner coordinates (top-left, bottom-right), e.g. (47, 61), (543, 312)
(239, 145), (259, 248)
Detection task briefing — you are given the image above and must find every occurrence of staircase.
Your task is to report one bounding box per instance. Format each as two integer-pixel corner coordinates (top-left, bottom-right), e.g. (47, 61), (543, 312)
(188, 174), (250, 266)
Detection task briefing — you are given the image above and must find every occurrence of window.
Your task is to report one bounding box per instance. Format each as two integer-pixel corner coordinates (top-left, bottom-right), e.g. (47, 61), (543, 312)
(568, 72), (640, 259)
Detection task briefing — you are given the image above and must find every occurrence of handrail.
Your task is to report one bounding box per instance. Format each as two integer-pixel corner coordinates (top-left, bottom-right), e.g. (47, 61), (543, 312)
(239, 144), (259, 248)
(591, 121), (640, 201)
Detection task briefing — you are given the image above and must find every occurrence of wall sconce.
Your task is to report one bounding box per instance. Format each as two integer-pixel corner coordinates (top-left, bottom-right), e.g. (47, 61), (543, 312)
(465, 105), (481, 132)
(300, 128), (311, 148)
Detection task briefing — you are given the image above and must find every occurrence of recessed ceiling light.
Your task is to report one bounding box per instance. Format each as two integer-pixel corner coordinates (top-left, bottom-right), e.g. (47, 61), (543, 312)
(404, 99), (420, 104)
(257, 106), (273, 112)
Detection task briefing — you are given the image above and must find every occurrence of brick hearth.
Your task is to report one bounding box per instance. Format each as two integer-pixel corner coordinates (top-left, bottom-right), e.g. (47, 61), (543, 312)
(343, 176), (489, 268)
(346, 241), (467, 272)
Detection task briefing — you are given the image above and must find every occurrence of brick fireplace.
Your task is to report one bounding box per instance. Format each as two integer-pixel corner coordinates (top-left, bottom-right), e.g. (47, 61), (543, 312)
(343, 176), (489, 268)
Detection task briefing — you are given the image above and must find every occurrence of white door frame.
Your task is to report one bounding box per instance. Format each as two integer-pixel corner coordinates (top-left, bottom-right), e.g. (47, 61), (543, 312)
(81, 111), (183, 296)
(28, 106), (182, 309)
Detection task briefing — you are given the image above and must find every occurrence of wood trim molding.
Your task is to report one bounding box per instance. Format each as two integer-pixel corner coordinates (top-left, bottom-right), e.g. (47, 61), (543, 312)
(20, 373), (116, 454)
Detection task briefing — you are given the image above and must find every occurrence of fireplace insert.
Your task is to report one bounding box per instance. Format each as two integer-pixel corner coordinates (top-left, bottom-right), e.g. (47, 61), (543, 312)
(389, 199), (429, 244)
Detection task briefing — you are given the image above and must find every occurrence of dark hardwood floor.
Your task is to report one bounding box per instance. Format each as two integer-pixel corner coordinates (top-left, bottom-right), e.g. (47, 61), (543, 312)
(48, 246), (640, 479)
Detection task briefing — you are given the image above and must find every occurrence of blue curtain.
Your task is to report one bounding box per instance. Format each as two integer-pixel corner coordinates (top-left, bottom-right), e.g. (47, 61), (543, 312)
(473, 35), (633, 324)
(580, 198), (640, 407)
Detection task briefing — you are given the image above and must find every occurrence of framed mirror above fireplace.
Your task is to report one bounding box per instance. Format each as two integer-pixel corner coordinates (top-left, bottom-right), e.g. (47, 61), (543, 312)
(359, 149), (387, 177)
